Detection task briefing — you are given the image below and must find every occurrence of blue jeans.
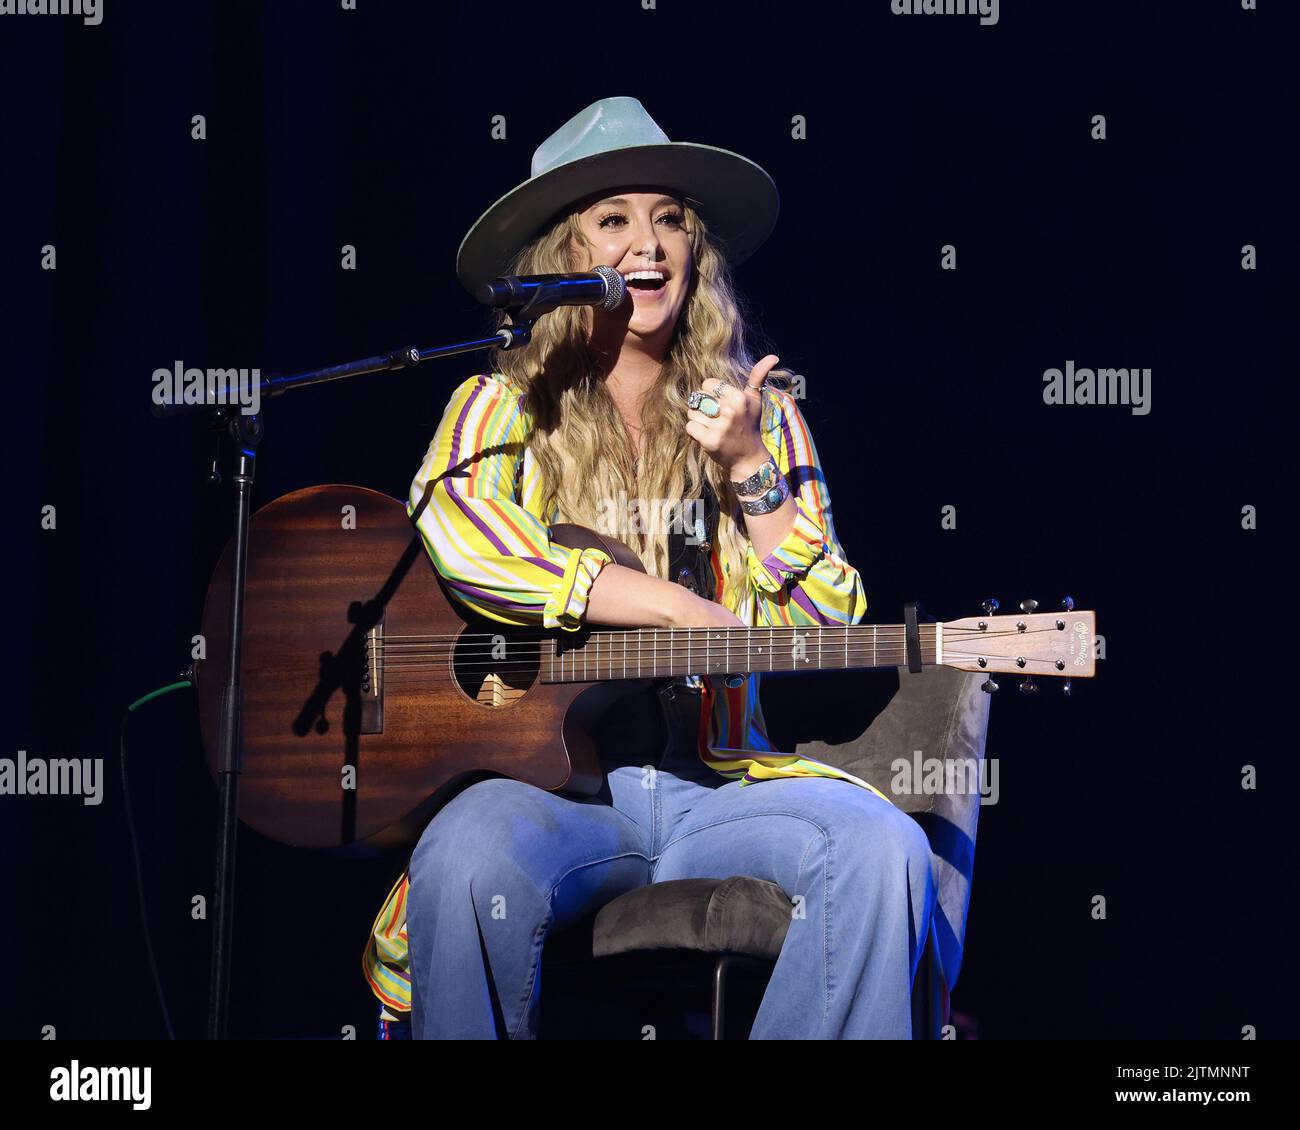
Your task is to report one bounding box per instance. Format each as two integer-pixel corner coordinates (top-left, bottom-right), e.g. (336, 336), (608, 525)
(406, 712), (936, 1039)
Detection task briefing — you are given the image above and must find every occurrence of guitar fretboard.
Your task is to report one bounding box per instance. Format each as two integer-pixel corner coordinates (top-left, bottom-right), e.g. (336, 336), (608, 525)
(542, 623), (938, 683)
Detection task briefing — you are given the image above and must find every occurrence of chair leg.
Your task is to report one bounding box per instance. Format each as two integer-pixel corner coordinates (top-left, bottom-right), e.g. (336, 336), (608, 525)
(711, 955), (774, 1040)
(711, 957), (727, 1041)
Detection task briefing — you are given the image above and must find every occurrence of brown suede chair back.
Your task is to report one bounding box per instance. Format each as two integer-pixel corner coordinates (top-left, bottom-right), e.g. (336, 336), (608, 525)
(795, 664), (991, 994)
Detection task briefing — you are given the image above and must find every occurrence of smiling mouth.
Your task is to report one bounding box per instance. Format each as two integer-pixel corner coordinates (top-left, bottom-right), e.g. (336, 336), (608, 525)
(625, 278), (668, 304)
(621, 268), (668, 294)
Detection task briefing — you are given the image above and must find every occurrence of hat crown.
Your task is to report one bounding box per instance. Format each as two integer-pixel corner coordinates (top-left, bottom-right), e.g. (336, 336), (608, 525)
(530, 96), (671, 179)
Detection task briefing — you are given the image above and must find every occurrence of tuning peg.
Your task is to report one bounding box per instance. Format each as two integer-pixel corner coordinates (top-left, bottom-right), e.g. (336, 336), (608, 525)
(1061, 595), (1075, 611)
(1020, 598), (1038, 613)
(1062, 678), (1072, 697)
(1019, 676), (1038, 695)
(981, 598), (1000, 616)
(981, 678), (999, 694)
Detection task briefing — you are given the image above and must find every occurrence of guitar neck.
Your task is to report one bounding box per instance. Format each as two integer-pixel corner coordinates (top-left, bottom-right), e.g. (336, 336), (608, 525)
(542, 623), (938, 684)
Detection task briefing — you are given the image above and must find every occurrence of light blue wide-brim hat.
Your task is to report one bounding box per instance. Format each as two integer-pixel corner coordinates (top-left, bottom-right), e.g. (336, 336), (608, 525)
(456, 95), (780, 295)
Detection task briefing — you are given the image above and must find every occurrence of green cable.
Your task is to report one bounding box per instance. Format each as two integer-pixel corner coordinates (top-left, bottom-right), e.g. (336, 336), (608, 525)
(127, 680), (192, 712)
(122, 675), (195, 1039)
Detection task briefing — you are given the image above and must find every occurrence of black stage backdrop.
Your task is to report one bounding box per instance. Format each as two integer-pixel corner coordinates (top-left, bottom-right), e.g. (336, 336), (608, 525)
(3, 0), (1292, 1040)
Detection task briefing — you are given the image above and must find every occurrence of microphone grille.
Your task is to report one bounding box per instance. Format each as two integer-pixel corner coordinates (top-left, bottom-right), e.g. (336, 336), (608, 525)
(592, 264), (626, 311)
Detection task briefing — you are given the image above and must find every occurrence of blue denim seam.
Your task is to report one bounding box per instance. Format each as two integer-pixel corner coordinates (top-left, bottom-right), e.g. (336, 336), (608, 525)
(656, 809), (830, 866)
(508, 906), (552, 1041)
(795, 828), (833, 1025)
(651, 768), (662, 856)
(505, 849), (653, 1040)
(654, 810), (834, 1022)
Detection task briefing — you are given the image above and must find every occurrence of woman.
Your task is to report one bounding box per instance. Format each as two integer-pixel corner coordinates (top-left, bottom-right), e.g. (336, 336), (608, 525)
(363, 96), (935, 1039)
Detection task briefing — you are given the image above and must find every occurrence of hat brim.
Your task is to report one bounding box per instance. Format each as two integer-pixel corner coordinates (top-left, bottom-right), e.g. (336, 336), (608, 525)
(455, 142), (779, 296)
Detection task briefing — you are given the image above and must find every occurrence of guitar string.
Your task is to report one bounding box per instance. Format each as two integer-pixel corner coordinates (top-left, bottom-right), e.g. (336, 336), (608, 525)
(369, 626), (944, 643)
(376, 667), (1070, 685)
(367, 652), (930, 674)
(377, 650), (1069, 676)
(364, 625), (1044, 649)
(375, 654), (1070, 681)
(366, 631), (958, 653)
(377, 622), (1024, 635)
(380, 650), (934, 668)
(241, 626), (1066, 674)
(367, 633), (1045, 658)
(374, 650), (1061, 670)
(378, 653), (928, 672)
(371, 641), (937, 659)
(364, 626), (1056, 662)
(286, 645), (935, 674)
(369, 629), (935, 647)
(245, 638), (1060, 671)
(375, 648), (1064, 673)
(284, 636), (1059, 669)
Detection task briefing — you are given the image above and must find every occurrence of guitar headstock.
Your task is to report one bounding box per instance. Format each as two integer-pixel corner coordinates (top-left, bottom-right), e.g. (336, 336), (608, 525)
(941, 598), (1096, 693)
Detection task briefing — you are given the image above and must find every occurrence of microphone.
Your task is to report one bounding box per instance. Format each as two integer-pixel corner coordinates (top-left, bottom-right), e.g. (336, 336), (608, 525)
(476, 265), (627, 317)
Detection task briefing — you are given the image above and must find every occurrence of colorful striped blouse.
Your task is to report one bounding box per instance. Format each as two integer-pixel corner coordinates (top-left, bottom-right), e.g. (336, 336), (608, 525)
(362, 372), (886, 1016)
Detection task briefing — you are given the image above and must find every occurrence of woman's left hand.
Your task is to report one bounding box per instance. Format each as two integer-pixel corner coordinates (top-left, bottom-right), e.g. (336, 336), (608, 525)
(685, 354), (780, 479)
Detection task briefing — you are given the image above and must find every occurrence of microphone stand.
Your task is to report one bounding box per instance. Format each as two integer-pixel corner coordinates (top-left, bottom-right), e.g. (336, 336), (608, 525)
(155, 317), (536, 1039)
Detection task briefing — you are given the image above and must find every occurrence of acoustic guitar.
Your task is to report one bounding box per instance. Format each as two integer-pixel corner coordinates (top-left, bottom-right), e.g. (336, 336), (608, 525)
(196, 484), (1096, 850)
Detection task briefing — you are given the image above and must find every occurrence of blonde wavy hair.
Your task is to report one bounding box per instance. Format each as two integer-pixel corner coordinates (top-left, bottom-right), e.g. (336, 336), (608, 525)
(487, 199), (792, 613)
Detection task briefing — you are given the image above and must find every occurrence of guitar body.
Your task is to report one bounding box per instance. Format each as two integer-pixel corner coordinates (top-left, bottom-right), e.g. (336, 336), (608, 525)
(196, 484), (661, 851)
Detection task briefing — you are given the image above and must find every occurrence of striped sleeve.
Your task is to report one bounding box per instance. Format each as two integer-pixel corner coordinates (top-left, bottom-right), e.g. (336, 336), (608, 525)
(408, 373), (614, 631)
(743, 389), (868, 627)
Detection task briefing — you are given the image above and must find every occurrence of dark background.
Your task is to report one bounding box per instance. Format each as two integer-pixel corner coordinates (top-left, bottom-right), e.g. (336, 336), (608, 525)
(3, 0), (1293, 1040)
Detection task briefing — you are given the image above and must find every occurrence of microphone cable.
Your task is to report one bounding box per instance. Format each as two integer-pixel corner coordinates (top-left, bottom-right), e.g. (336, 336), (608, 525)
(119, 676), (194, 1040)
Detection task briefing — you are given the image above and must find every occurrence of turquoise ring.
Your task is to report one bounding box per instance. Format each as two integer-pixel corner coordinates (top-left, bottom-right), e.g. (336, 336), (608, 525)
(688, 390), (721, 418)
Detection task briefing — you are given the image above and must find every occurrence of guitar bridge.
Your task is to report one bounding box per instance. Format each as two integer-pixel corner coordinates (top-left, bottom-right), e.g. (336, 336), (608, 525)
(359, 619), (384, 734)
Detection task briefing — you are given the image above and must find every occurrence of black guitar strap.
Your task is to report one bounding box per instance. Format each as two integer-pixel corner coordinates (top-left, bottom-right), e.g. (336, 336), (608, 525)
(666, 476), (719, 604)
(903, 599), (924, 673)
(659, 477), (720, 738)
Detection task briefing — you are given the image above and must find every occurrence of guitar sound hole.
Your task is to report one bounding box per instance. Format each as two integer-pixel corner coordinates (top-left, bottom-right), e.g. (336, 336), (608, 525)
(451, 631), (540, 707)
